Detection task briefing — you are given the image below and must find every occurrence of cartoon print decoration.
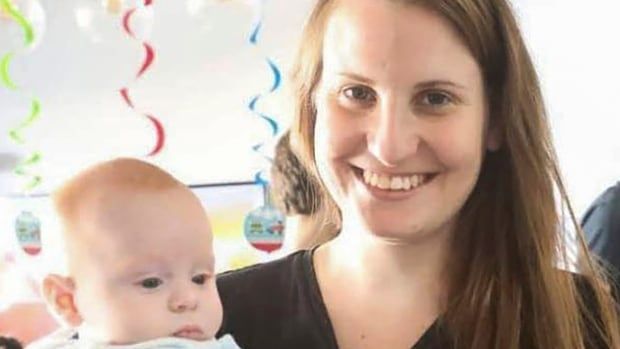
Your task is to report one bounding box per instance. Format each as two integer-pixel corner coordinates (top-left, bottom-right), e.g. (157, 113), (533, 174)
(244, 202), (285, 253)
(240, 0), (287, 253)
(14, 211), (41, 256)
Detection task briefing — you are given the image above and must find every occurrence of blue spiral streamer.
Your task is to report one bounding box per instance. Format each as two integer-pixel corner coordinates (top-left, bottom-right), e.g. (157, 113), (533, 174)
(247, 5), (281, 188)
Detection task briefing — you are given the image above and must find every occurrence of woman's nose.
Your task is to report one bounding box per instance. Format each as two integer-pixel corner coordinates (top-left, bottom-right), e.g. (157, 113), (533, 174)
(367, 100), (420, 166)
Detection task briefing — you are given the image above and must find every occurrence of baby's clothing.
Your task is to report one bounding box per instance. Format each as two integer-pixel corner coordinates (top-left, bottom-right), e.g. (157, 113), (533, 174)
(27, 328), (241, 349)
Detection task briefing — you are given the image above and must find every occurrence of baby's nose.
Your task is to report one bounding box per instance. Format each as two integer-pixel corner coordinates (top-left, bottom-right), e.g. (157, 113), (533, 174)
(168, 286), (199, 313)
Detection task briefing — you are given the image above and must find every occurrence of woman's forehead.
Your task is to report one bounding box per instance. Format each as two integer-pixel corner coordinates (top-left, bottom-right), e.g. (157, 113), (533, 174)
(322, 0), (481, 88)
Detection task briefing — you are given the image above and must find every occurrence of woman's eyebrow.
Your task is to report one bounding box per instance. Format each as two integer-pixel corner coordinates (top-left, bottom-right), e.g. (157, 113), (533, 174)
(415, 80), (467, 90)
(337, 71), (375, 84)
(336, 72), (468, 91)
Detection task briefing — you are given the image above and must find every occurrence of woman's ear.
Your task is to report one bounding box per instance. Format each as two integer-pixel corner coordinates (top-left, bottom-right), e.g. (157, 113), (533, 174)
(485, 122), (502, 152)
(41, 274), (82, 327)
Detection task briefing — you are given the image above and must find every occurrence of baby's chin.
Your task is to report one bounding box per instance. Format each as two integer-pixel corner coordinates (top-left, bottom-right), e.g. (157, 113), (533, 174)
(87, 328), (208, 346)
(107, 333), (211, 346)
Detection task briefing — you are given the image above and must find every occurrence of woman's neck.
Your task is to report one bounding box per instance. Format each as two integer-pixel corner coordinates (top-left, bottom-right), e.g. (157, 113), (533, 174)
(316, 219), (452, 305)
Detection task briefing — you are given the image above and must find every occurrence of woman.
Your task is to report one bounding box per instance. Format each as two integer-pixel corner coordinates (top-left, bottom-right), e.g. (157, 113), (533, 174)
(217, 0), (620, 348)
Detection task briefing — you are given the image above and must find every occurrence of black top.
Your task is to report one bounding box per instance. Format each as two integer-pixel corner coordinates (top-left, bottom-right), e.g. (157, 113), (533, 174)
(217, 249), (607, 349)
(216, 248), (451, 349)
(582, 182), (620, 287)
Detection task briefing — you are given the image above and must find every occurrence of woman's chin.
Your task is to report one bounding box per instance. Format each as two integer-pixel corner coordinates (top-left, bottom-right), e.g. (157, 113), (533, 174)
(357, 218), (446, 245)
(369, 228), (424, 243)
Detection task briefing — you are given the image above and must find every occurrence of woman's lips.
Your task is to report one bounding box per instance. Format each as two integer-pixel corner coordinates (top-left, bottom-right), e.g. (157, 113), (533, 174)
(352, 165), (438, 201)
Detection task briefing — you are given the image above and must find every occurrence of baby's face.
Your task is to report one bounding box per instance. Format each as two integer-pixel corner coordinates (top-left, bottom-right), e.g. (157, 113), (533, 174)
(67, 188), (222, 344)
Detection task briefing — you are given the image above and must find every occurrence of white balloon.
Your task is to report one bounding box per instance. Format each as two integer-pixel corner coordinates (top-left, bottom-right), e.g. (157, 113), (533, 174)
(74, 0), (149, 43)
(129, 5), (154, 41)
(185, 0), (260, 33)
(186, 0), (209, 17)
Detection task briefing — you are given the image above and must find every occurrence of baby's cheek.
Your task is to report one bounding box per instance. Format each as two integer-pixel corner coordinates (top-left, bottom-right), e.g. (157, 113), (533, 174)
(102, 291), (157, 342)
(108, 312), (156, 342)
(205, 285), (224, 337)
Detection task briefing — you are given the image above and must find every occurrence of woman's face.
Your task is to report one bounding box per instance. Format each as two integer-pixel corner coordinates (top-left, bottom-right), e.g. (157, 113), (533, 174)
(313, 0), (498, 241)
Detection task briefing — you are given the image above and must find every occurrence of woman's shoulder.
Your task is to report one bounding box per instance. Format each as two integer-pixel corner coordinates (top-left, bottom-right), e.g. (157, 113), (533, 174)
(216, 249), (313, 316)
(217, 249), (311, 295)
(216, 249), (331, 348)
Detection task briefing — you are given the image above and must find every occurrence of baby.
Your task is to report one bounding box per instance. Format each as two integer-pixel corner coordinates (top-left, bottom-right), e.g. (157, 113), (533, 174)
(29, 158), (239, 349)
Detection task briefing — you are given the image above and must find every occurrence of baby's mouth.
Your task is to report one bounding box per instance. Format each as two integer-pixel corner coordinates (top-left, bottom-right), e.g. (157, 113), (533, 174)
(173, 325), (207, 341)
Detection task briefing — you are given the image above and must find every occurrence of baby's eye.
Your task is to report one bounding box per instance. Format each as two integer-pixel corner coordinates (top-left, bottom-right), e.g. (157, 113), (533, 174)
(140, 277), (163, 289)
(192, 274), (208, 285)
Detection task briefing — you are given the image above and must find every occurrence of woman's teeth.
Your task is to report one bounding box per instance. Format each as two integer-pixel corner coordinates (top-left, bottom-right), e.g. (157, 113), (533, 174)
(362, 169), (430, 191)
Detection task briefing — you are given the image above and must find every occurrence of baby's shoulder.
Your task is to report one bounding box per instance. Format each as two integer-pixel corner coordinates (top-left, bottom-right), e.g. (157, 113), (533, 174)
(26, 329), (78, 349)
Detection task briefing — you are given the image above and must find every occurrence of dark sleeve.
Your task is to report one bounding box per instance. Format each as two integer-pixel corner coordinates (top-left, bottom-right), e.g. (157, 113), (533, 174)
(574, 274), (617, 349)
(582, 182), (620, 286)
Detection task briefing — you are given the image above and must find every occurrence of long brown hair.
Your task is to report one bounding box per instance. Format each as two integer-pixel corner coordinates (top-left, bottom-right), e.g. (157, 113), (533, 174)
(289, 0), (620, 348)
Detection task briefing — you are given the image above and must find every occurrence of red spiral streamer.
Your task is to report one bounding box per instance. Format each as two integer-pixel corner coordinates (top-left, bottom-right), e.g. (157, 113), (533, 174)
(119, 0), (164, 156)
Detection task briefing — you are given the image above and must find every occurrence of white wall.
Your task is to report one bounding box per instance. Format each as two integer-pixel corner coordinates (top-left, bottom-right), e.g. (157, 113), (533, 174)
(513, 0), (620, 215)
(0, 0), (314, 194)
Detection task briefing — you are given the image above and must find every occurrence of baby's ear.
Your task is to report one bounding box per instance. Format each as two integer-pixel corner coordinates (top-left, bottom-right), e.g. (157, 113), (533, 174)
(42, 274), (82, 326)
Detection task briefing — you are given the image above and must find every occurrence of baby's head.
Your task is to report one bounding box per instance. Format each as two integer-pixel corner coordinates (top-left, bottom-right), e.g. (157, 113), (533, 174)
(43, 158), (222, 344)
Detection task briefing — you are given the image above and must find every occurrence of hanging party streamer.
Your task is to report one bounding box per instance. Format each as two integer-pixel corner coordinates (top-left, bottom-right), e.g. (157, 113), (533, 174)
(119, 0), (165, 156)
(0, 0), (34, 44)
(243, 0), (286, 254)
(1, 0), (45, 257)
(0, 52), (18, 91)
(247, 1), (281, 186)
(0, 0), (44, 193)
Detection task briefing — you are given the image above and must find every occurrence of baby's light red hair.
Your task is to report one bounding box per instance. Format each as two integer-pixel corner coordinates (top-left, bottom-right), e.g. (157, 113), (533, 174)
(53, 158), (184, 233)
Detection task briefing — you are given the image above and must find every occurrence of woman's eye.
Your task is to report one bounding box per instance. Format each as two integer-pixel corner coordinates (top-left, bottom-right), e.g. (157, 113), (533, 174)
(192, 274), (208, 285)
(140, 277), (163, 289)
(420, 91), (452, 107)
(342, 86), (375, 103)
